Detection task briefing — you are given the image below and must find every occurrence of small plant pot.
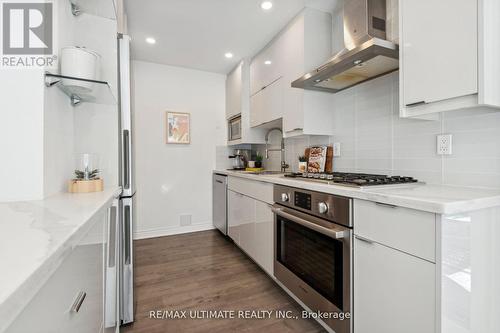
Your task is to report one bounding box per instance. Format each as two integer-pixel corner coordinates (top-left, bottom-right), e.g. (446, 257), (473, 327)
(248, 161), (256, 168)
(298, 161), (307, 173)
(68, 179), (104, 193)
(255, 161), (262, 168)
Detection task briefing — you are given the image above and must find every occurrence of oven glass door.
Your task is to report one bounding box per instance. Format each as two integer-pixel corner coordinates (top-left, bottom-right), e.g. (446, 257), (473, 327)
(276, 213), (345, 310)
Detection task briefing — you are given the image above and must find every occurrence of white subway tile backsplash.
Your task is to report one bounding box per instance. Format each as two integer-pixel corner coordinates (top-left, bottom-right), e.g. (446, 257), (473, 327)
(282, 71), (500, 189)
(216, 68), (500, 187)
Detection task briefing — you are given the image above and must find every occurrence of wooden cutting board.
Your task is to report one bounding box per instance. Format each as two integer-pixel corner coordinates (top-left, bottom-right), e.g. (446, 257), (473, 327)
(305, 146), (333, 172)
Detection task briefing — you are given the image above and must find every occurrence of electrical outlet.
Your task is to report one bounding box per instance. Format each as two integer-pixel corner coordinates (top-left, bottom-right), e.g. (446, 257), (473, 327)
(333, 142), (341, 157)
(180, 214), (192, 226)
(437, 134), (453, 155)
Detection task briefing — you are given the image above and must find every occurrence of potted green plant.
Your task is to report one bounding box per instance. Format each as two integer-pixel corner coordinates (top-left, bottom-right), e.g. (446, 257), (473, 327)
(255, 153), (263, 168)
(298, 155), (307, 173)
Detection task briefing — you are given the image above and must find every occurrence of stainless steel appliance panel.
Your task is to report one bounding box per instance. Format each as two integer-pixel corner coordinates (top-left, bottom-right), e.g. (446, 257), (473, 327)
(228, 115), (242, 141)
(104, 198), (119, 328)
(274, 185), (352, 227)
(213, 174), (228, 235)
(118, 34), (135, 197)
(272, 184), (353, 333)
(120, 196), (134, 324)
(274, 206), (352, 333)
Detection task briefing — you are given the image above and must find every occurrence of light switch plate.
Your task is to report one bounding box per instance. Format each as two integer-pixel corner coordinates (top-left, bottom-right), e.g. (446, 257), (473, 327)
(333, 142), (341, 157)
(437, 134), (452, 155)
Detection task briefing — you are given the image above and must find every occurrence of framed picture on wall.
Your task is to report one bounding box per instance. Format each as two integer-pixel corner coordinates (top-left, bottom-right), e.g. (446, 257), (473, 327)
(166, 111), (190, 144)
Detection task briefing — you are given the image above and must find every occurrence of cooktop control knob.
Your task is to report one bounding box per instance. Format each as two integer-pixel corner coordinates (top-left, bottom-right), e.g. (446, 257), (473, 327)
(318, 202), (329, 214)
(281, 193), (289, 202)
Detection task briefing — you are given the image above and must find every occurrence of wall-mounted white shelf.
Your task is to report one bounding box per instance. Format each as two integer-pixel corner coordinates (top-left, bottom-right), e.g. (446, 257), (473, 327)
(69, 0), (117, 20)
(45, 73), (117, 106)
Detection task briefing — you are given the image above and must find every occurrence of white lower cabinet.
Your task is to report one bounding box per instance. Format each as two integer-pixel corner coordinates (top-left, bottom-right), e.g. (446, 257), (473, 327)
(354, 238), (436, 333)
(228, 189), (243, 245)
(6, 208), (110, 333)
(227, 182), (274, 276)
(253, 200), (274, 275)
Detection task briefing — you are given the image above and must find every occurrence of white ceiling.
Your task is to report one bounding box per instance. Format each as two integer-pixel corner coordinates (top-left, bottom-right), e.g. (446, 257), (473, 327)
(124, 0), (338, 74)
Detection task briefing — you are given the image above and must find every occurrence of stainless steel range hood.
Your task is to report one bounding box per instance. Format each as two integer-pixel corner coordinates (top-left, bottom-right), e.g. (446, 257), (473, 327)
(292, 0), (398, 93)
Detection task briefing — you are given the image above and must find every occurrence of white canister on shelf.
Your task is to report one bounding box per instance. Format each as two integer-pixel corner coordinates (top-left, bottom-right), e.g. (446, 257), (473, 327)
(60, 47), (101, 93)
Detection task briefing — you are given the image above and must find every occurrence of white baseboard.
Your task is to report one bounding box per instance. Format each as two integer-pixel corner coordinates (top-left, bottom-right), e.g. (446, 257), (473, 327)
(133, 222), (216, 240)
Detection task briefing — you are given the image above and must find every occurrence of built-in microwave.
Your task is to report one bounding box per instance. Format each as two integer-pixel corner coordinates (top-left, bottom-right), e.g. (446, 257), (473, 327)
(228, 115), (241, 141)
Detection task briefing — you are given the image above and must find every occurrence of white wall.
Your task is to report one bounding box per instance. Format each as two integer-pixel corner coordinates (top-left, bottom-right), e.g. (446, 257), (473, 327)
(0, 69), (45, 201)
(43, 0), (76, 197)
(132, 60), (225, 238)
(72, 13), (119, 189)
(1, 0), (118, 201)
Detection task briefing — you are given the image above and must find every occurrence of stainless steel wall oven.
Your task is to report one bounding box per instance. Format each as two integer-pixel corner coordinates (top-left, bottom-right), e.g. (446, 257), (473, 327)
(272, 185), (352, 333)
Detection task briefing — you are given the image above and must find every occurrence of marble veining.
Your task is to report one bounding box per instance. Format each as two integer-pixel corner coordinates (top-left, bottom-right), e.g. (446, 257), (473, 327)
(215, 170), (500, 214)
(0, 187), (120, 332)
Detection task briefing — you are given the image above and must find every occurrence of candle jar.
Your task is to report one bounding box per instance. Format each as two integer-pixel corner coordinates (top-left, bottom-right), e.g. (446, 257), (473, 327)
(69, 153), (103, 192)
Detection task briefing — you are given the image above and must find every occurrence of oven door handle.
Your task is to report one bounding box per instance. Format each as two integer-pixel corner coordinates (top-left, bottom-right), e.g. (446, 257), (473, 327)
(272, 206), (348, 239)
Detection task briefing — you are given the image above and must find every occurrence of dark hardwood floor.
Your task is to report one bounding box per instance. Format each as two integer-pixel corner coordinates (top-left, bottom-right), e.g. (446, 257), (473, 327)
(122, 230), (326, 333)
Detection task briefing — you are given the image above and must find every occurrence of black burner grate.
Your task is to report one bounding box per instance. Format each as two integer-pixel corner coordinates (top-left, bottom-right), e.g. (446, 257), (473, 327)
(285, 172), (418, 187)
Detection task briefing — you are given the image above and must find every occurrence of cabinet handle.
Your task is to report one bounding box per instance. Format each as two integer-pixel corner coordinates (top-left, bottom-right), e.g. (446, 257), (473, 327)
(375, 202), (397, 209)
(216, 180), (223, 184)
(405, 101), (426, 107)
(355, 235), (374, 244)
(70, 291), (87, 313)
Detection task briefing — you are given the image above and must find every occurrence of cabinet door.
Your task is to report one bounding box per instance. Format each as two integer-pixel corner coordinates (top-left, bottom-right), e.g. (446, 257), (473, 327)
(250, 41), (283, 96)
(401, 0), (477, 107)
(354, 238), (436, 333)
(253, 201), (274, 276)
(260, 77), (284, 124)
(238, 194), (257, 259)
(226, 63), (242, 119)
(250, 88), (264, 127)
(7, 212), (107, 333)
(228, 190), (242, 244)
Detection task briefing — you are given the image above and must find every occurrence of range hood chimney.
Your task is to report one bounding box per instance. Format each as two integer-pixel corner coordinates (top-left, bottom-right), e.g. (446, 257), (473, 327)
(292, 0), (398, 93)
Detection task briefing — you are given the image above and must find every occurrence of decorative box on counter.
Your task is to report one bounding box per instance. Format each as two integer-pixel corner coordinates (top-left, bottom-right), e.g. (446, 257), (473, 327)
(68, 153), (103, 193)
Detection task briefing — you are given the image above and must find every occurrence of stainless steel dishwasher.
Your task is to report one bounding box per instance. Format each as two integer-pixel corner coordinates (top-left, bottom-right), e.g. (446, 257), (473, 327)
(212, 173), (227, 235)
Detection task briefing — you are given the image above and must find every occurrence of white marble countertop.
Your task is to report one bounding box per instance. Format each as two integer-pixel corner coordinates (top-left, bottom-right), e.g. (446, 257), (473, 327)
(0, 187), (121, 332)
(215, 170), (500, 214)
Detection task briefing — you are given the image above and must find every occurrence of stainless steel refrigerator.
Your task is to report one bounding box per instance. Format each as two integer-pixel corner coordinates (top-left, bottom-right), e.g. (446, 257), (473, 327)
(118, 33), (135, 325)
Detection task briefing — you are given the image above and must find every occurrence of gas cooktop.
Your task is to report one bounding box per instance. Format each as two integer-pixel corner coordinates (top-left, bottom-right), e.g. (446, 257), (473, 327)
(284, 172), (420, 188)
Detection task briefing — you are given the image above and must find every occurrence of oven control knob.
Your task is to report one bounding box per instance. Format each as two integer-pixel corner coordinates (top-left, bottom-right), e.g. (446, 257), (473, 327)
(318, 202), (329, 214)
(281, 193), (289, 202)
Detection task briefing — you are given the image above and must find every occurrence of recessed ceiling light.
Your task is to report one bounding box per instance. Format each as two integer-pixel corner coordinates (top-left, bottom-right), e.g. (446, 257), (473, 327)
(224, 52), (234, 59)
(145, 37), (156, 44)
(260, 1), (273, 10)
(264, 60), (272, 65)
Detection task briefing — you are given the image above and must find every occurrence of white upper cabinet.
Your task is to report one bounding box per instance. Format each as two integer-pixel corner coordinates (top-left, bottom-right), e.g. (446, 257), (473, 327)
(226, 62), (243, 120)
(226, 59), (266, 145)
(250, 8), (334, 135)
(400, 0), (500, 117)
(250, 39), (284, 97)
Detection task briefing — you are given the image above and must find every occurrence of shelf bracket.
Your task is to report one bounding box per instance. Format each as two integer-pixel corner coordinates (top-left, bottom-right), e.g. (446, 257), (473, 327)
(70, 95), (82, 106)
(70, 2), (82, 16)
(44, 75), (60, 87)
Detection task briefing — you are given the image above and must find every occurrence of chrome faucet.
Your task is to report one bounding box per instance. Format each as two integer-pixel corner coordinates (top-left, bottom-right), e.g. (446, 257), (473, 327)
(265, 127), (289, 172)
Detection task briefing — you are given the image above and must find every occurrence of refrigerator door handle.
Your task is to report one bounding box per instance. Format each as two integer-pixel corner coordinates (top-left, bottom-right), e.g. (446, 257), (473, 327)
(123, 130), (131, 190)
